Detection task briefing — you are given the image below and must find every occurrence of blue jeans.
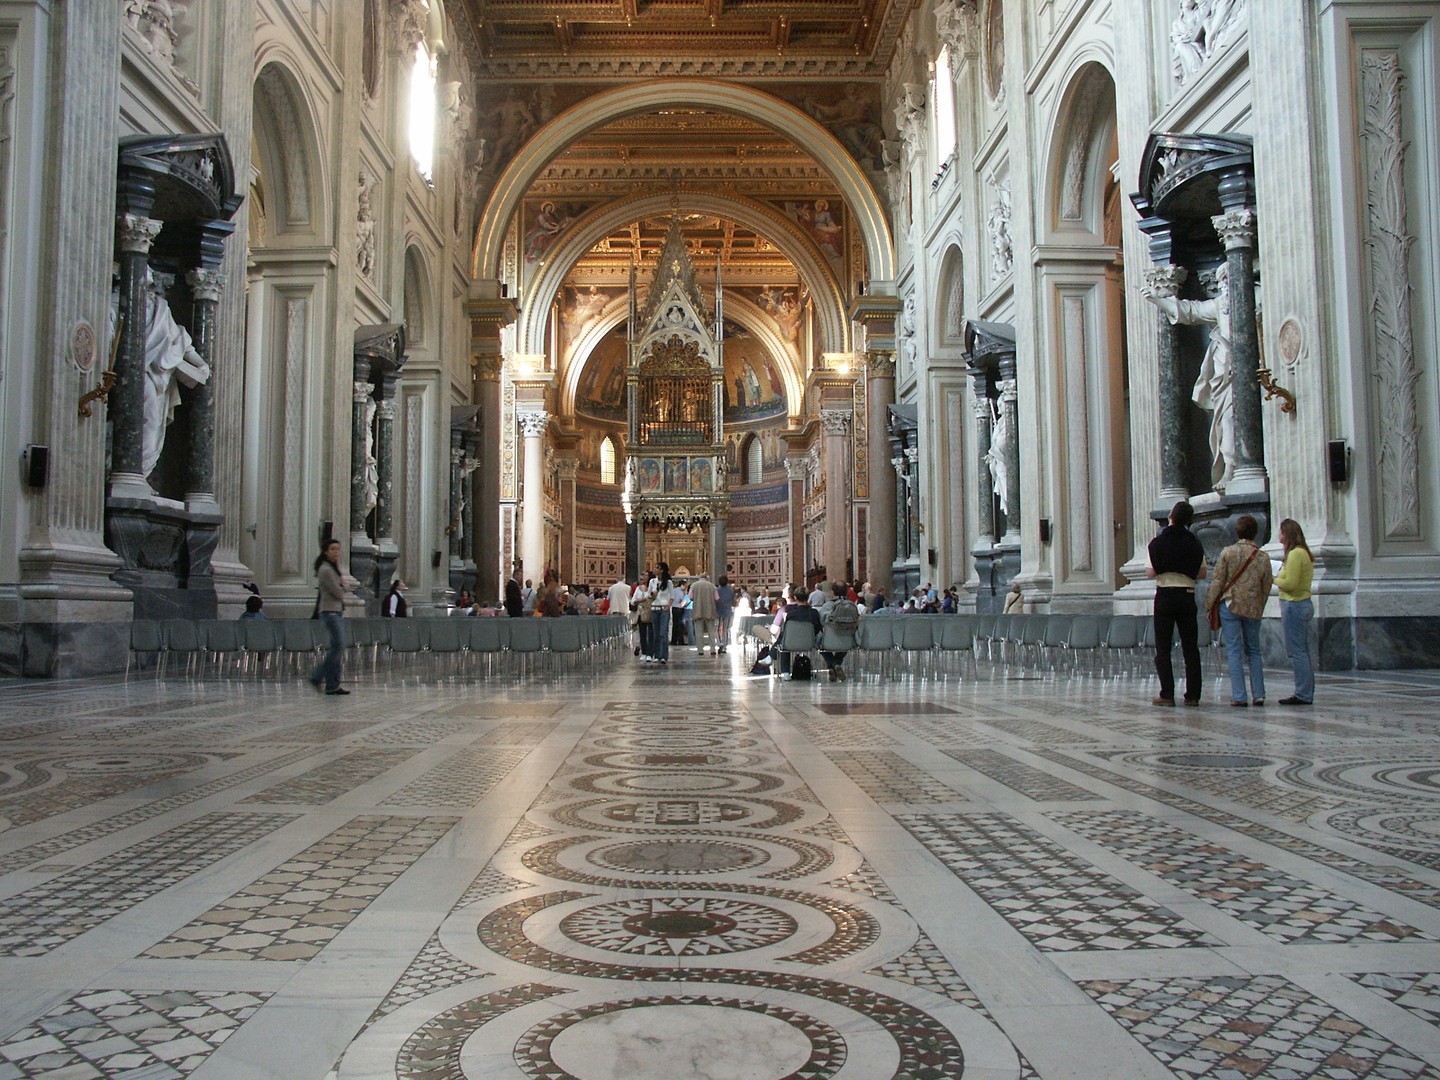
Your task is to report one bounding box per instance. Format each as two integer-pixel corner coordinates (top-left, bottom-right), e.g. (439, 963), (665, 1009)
(311, 611), (344, 691)
(1219, 604), (1264, 703)
(1281, 598), (1314, 701)
(652, 608), (671, 661)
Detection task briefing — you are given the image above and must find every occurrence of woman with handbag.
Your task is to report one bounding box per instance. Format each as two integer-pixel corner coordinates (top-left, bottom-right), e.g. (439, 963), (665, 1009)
(308, 539), (351, 695)
(1205, 514), (1273, 706)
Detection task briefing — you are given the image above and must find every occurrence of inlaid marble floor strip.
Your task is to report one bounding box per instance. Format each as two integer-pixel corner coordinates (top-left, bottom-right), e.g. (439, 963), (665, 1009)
(0, 662), (1435, 1079)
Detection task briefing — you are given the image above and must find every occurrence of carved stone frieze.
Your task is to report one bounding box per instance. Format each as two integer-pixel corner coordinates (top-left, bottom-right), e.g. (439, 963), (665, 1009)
(1171, 0), (1248, 88)
(1359, 50), (1420, 540)
(934, 0), (980, 56)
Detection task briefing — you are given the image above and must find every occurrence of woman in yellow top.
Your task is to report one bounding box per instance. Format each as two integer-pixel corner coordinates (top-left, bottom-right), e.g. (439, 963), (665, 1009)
(1275, 518), (1315, 705)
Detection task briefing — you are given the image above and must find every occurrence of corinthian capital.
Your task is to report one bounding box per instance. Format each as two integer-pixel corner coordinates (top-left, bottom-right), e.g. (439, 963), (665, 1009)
(1212, 208), (1258, 252)
(518, 410), (549, 438)
(866, 351), (896, 379)
(118, 214), (163, 254)
(186, 268), (226, 303)
(821, 410), (852, 436)
(1142, 265), (1189, 298)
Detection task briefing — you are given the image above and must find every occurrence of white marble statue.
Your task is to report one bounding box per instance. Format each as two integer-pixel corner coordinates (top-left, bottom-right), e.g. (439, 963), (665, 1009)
(362, 397), (379, 516)
(128, 271), (211, 478)
(1143, 263), (1236, 490)
(983, 398), (1010, 517)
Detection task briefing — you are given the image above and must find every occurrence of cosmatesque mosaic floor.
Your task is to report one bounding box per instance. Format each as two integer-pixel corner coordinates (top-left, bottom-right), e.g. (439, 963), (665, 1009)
(2, 652), (1440, 1079)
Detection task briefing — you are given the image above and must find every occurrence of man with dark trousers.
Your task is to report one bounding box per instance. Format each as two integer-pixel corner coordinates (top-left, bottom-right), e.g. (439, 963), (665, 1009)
(1147, 500), (1208, 706)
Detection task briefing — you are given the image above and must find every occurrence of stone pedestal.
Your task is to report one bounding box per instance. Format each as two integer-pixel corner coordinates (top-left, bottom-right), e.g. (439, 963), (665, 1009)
(971, 541), (1021, 614)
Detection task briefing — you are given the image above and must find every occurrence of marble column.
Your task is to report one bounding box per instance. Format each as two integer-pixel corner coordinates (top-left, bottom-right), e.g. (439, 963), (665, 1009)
(904, 446), (922, 556)
(997, 364), (1021, 538)
(183, 266), (226, 507)
(448, 428), (464, 566)
(866, 351), (897, 594)
(1144, 264), (1191, 504)
(182, 264), (227, 584)
(821, 409), (851, 582)
(473, 357), (503, 601)
(350, 359), (374, 544)
(111, 211), (163, 498)
(519, 409), (548, 585)
(710, 512), (728, 581)
(374, 376), (399, 547)
(557, 456), (578, 583)
(970, 371), (996, 546)
(892, 456), (909, 562)
(786, 456), (807, 587)
(462, 429), (482, 595)
(374, 376), (400, 597)
(1213, 204), (1267, 494)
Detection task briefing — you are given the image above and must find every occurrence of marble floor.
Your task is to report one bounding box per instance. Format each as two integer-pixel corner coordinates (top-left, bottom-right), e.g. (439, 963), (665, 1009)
(2, 648), (1440, 1079)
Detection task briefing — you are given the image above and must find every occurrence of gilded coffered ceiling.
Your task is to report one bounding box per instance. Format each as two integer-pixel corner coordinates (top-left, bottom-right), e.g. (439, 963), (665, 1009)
(445, 2), (908, 349)
(456, 0), (912, 78)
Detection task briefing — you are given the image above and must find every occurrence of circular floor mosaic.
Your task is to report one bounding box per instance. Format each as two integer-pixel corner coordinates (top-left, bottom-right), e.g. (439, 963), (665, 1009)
(587, 838), (770, 876)
(558, 896), (798, 956)
(513, 995), (844, 1080)
(582, 750), (768, 771)
(1152, 753), (1278, 770)
(549, 796), (808, 831)
(592, 734), (759, 751)
(568, 769), (785, 796)
(1322, 806), (1440, 854)
(1282, 758), (1440, 802)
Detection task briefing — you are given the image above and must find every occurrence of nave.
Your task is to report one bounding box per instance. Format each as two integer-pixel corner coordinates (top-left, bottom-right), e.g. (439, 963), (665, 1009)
(1, 659), (1439, 1079)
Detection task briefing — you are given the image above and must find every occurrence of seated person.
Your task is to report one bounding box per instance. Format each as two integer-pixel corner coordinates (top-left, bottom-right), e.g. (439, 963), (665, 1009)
(774, 588), (821, 676)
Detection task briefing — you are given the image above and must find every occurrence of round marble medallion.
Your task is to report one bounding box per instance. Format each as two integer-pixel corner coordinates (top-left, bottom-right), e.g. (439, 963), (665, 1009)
(40, 752), (205, 774)
(517, 997), (842, 1080)
(1154, 753), (1276, 770)
(550, 795), (806, 831)
(1288, 758), (1440, 802)
(583, 750), (766, 771)
(588, 838), (769, 875)
(1322, 806), (1440, 853)
(593, 734), (750, 751)
(559, 896), (797, 957)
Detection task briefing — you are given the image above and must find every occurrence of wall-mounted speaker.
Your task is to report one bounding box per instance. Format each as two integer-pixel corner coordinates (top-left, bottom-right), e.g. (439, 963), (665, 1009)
(431, 549), (443, 568)
(23, 445), (48, 489)
(1327, 439), (1349, 485)
(1038, 518), (1052, 544)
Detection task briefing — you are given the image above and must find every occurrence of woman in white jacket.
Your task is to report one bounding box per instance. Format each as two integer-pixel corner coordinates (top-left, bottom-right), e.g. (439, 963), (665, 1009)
(647, 563), (675, 664)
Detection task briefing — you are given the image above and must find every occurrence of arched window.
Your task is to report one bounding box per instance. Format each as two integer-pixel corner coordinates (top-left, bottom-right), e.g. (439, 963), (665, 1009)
(600, 434), (618, 485)
(745, 435), (764, 485)
(933, 46), (957, 167)
(408, 43), (436, 182)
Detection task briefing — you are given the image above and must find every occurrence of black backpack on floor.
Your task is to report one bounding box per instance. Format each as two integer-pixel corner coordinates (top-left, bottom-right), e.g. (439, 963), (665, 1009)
(790, 654), (812, 680)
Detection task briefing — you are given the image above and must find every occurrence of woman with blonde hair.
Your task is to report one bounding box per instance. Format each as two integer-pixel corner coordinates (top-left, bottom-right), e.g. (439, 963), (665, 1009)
(1275, 518), (1315, 705)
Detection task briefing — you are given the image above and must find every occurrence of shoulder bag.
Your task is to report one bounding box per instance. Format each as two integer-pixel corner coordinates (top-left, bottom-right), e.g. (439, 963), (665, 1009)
(1207, 547), (1261, 631)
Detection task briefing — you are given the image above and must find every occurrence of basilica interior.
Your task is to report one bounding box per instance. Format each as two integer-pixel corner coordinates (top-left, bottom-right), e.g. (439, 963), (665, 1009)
(1, 0), (1437, 677)
(3, 5), (1440, 1078)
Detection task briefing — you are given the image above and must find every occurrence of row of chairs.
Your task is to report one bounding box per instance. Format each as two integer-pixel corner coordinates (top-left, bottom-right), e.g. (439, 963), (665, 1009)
(129, 615), (631, 681)
(749, 612), (1213, 681)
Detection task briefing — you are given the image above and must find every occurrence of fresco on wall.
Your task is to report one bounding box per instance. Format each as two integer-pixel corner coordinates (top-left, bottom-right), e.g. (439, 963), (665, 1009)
(523, 200), (594, 266)
(771, 198), (845, 264)
(575, 327), (628, 420)
(637, 458), (663, 493)
(721, 329), (787, 423)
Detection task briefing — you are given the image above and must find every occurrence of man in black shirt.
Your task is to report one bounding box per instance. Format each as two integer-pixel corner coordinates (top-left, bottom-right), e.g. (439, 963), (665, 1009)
(1147, 500), (1208, 705)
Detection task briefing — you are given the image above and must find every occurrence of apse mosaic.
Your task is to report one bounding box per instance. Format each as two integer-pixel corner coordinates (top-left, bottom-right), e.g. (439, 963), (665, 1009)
(1, 667), (1438, 1078)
